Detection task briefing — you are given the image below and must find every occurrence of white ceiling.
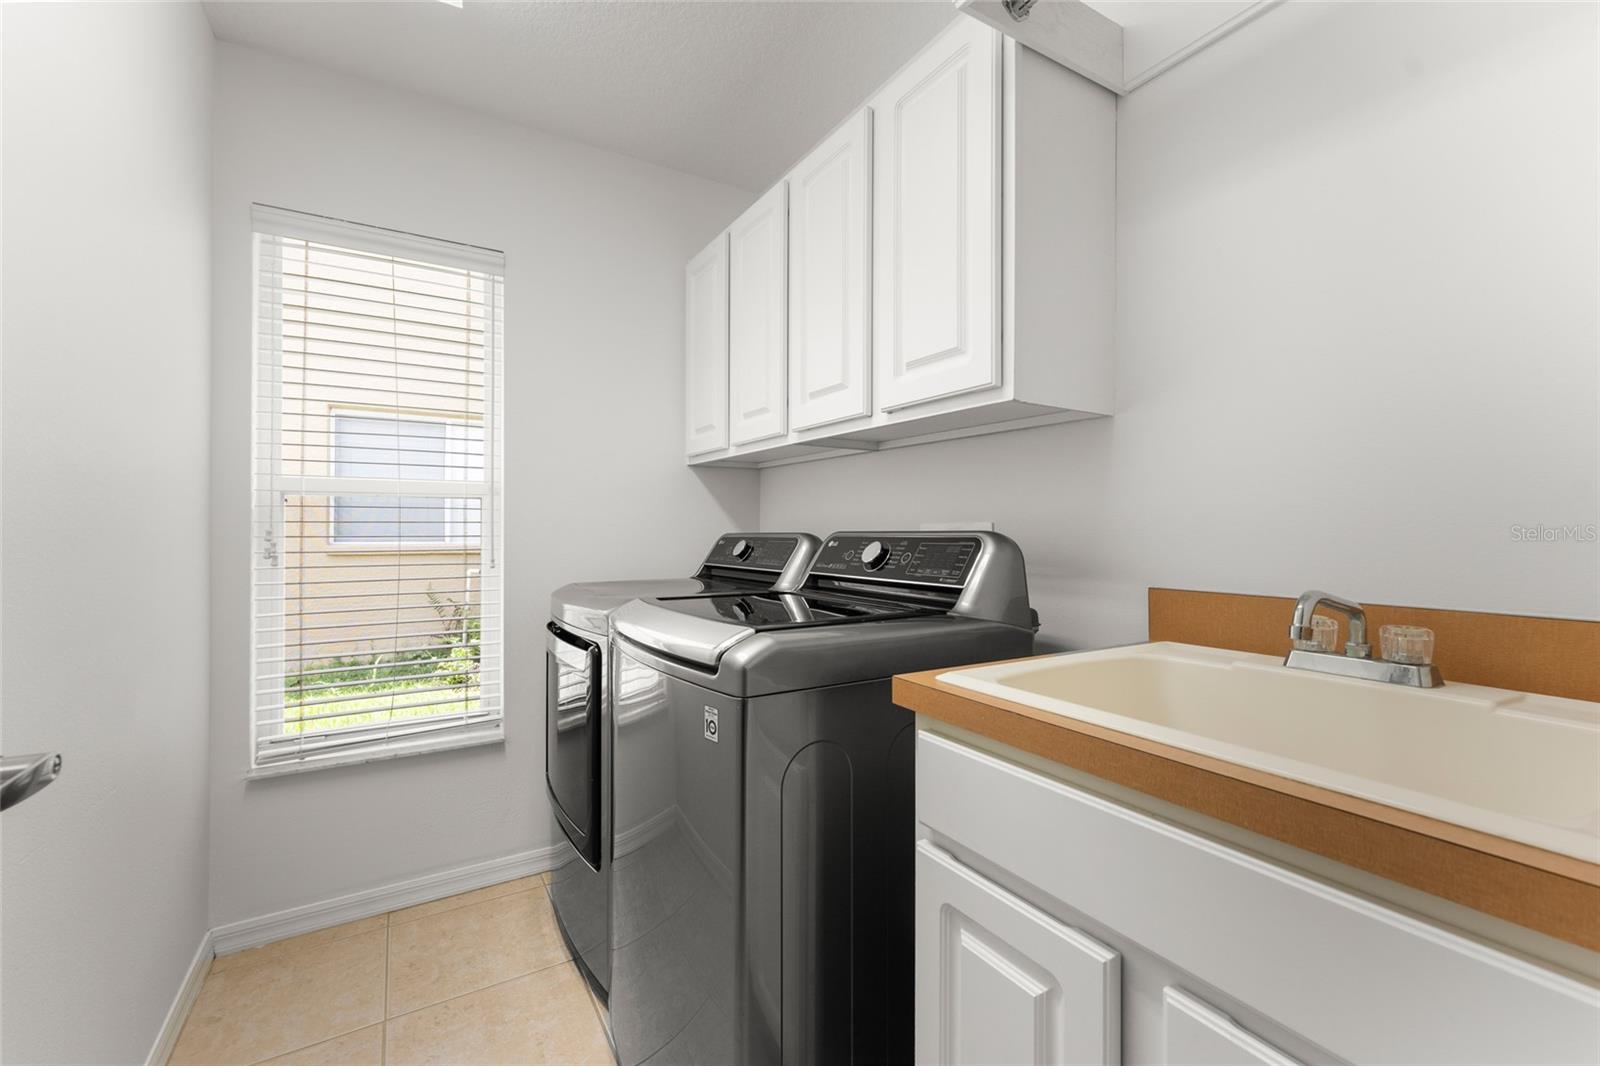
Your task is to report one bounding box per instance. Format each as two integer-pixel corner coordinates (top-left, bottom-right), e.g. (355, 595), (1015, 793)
(1083, 0), (1258, 83)
(203, 0), (958, 191)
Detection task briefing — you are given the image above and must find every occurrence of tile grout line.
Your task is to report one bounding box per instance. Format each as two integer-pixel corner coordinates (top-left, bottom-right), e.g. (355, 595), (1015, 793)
(384, 885), (557, 1020)
(238, 922), (391, 1066)
(213, 919), (383, 974)
(385, 951), (580, 1026)
(387, 876), (547, 928)
(199, 877), (566, 1066)
(243, 1022), (379, 1066)
(382, 917), (391, 1066)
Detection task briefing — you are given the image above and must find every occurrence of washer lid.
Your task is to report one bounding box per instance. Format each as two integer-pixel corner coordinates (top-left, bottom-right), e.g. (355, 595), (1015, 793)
(612, 592), (935, 668)
(550, 573), (788, 635)
(550, 578), (721, 635)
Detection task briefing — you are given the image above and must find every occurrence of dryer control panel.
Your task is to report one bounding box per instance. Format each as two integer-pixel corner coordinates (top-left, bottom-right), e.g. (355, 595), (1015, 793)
(809, 535), (982, 588)
(701, 534), (803, 573)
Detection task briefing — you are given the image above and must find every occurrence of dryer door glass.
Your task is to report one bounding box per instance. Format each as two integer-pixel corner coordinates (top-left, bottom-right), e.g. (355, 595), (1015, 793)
(547, 621), (601, 868)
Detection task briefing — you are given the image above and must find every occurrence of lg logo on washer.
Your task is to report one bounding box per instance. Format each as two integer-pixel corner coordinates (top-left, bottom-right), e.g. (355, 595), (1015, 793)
(703, 706), (719, 743)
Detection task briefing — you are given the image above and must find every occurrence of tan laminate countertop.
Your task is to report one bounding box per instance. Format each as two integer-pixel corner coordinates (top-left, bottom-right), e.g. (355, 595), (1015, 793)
(893, 661), (1600, 953)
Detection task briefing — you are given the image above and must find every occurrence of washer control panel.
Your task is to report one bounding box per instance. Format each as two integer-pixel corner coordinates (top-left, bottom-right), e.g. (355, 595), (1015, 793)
(703, 534), (801, 572)
(810, 535), (982, 587)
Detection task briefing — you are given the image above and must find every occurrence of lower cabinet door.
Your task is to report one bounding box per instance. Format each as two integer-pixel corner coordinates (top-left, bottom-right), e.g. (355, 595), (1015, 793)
(1163, 987), (1301, 1066)
(916, 841), (1120, 1066)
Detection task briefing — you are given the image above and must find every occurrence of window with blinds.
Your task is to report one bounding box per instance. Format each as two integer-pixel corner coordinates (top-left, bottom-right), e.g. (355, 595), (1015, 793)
(252, 205), (505, 773)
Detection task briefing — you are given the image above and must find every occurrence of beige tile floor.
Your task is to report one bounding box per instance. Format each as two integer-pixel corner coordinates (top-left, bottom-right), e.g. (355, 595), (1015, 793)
(169, 874), (614, 1066)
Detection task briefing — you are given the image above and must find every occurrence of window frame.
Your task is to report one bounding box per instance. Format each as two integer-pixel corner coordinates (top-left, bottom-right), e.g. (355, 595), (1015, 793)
(248, 205), (506, 778)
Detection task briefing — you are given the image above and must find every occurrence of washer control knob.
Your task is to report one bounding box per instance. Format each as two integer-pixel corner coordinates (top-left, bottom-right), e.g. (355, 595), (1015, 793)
(730, 539), (753, 560)
(861, 540), (889, 571)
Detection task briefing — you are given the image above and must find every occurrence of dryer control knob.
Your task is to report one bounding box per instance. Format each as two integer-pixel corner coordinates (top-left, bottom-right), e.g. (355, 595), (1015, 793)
(730, 539), (753, 560)
(861, 540), (889, 571)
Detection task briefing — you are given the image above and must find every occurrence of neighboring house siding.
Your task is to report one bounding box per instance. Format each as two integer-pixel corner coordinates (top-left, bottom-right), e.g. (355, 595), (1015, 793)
(276, 275), (485, 669)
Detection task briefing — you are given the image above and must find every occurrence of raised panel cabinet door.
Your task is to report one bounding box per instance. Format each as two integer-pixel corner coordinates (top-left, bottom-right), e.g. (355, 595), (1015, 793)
(1163, 988), (1302, 1066)
(916, 841), (1120, 1066)
(872, 18), (1002, 414)
(728, 182), (789, 445)
(788, 109), (873, 431)
(685, 233), (730, 456)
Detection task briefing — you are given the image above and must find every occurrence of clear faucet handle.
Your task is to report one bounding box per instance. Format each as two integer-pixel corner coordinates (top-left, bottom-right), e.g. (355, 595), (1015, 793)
(1380, 624), (1435, 665)
(1293, 615), (1338, 653)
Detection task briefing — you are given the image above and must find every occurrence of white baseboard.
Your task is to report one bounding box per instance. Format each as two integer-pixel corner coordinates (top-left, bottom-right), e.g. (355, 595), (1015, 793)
(210, 843), (569, 957)
(146, 928), (214, 1066)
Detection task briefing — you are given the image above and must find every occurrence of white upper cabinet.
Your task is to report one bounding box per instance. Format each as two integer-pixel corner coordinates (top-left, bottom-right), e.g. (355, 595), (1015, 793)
(788, 109), (873, 432)
(727, 183), (789, 446)
(684, 20), (1115, 467)
(871, 17), (1002, 413)
(684, 233), (730, 456)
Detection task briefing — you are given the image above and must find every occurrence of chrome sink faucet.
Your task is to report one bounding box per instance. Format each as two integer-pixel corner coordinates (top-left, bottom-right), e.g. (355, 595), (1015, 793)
(1284, 589), (1442, 687)
(1289, 590), (1369, 658)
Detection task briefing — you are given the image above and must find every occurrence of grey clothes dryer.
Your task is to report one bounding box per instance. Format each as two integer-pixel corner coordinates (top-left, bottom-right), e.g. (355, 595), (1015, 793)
(606, 532), (1038, 1066)
(545, 533), (820, 1005)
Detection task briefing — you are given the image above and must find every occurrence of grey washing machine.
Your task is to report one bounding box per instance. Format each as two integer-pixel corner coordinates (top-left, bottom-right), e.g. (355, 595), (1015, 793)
(606, 532), (1038, 1066)
(546, 533), (820, 1007)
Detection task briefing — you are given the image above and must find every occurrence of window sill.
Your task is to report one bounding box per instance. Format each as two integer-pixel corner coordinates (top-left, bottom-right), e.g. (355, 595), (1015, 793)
(320, 544), (480, 555)
(245, 722), (504, 780)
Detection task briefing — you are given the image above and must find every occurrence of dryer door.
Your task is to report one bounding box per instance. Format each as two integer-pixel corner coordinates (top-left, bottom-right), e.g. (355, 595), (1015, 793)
(547, 621), (602, 869)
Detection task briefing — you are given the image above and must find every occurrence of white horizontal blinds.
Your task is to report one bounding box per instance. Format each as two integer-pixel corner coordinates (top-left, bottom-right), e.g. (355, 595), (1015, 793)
(252, 207), (505, 770)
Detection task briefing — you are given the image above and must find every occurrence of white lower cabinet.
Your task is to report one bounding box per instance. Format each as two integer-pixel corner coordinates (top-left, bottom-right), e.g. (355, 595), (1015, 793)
(915, 731), (1600, 1066)
(916, 841), (1119, 1066)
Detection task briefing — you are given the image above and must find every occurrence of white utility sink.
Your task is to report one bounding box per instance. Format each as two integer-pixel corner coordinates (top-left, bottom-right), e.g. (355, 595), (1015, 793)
(939, 642), (1600, 864)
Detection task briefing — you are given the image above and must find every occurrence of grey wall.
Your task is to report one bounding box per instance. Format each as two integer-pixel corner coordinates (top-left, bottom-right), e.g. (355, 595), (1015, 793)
(0, 4), (215, 1062)
(208, 43), (759, 927)
(761, 1), (1599, 651)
